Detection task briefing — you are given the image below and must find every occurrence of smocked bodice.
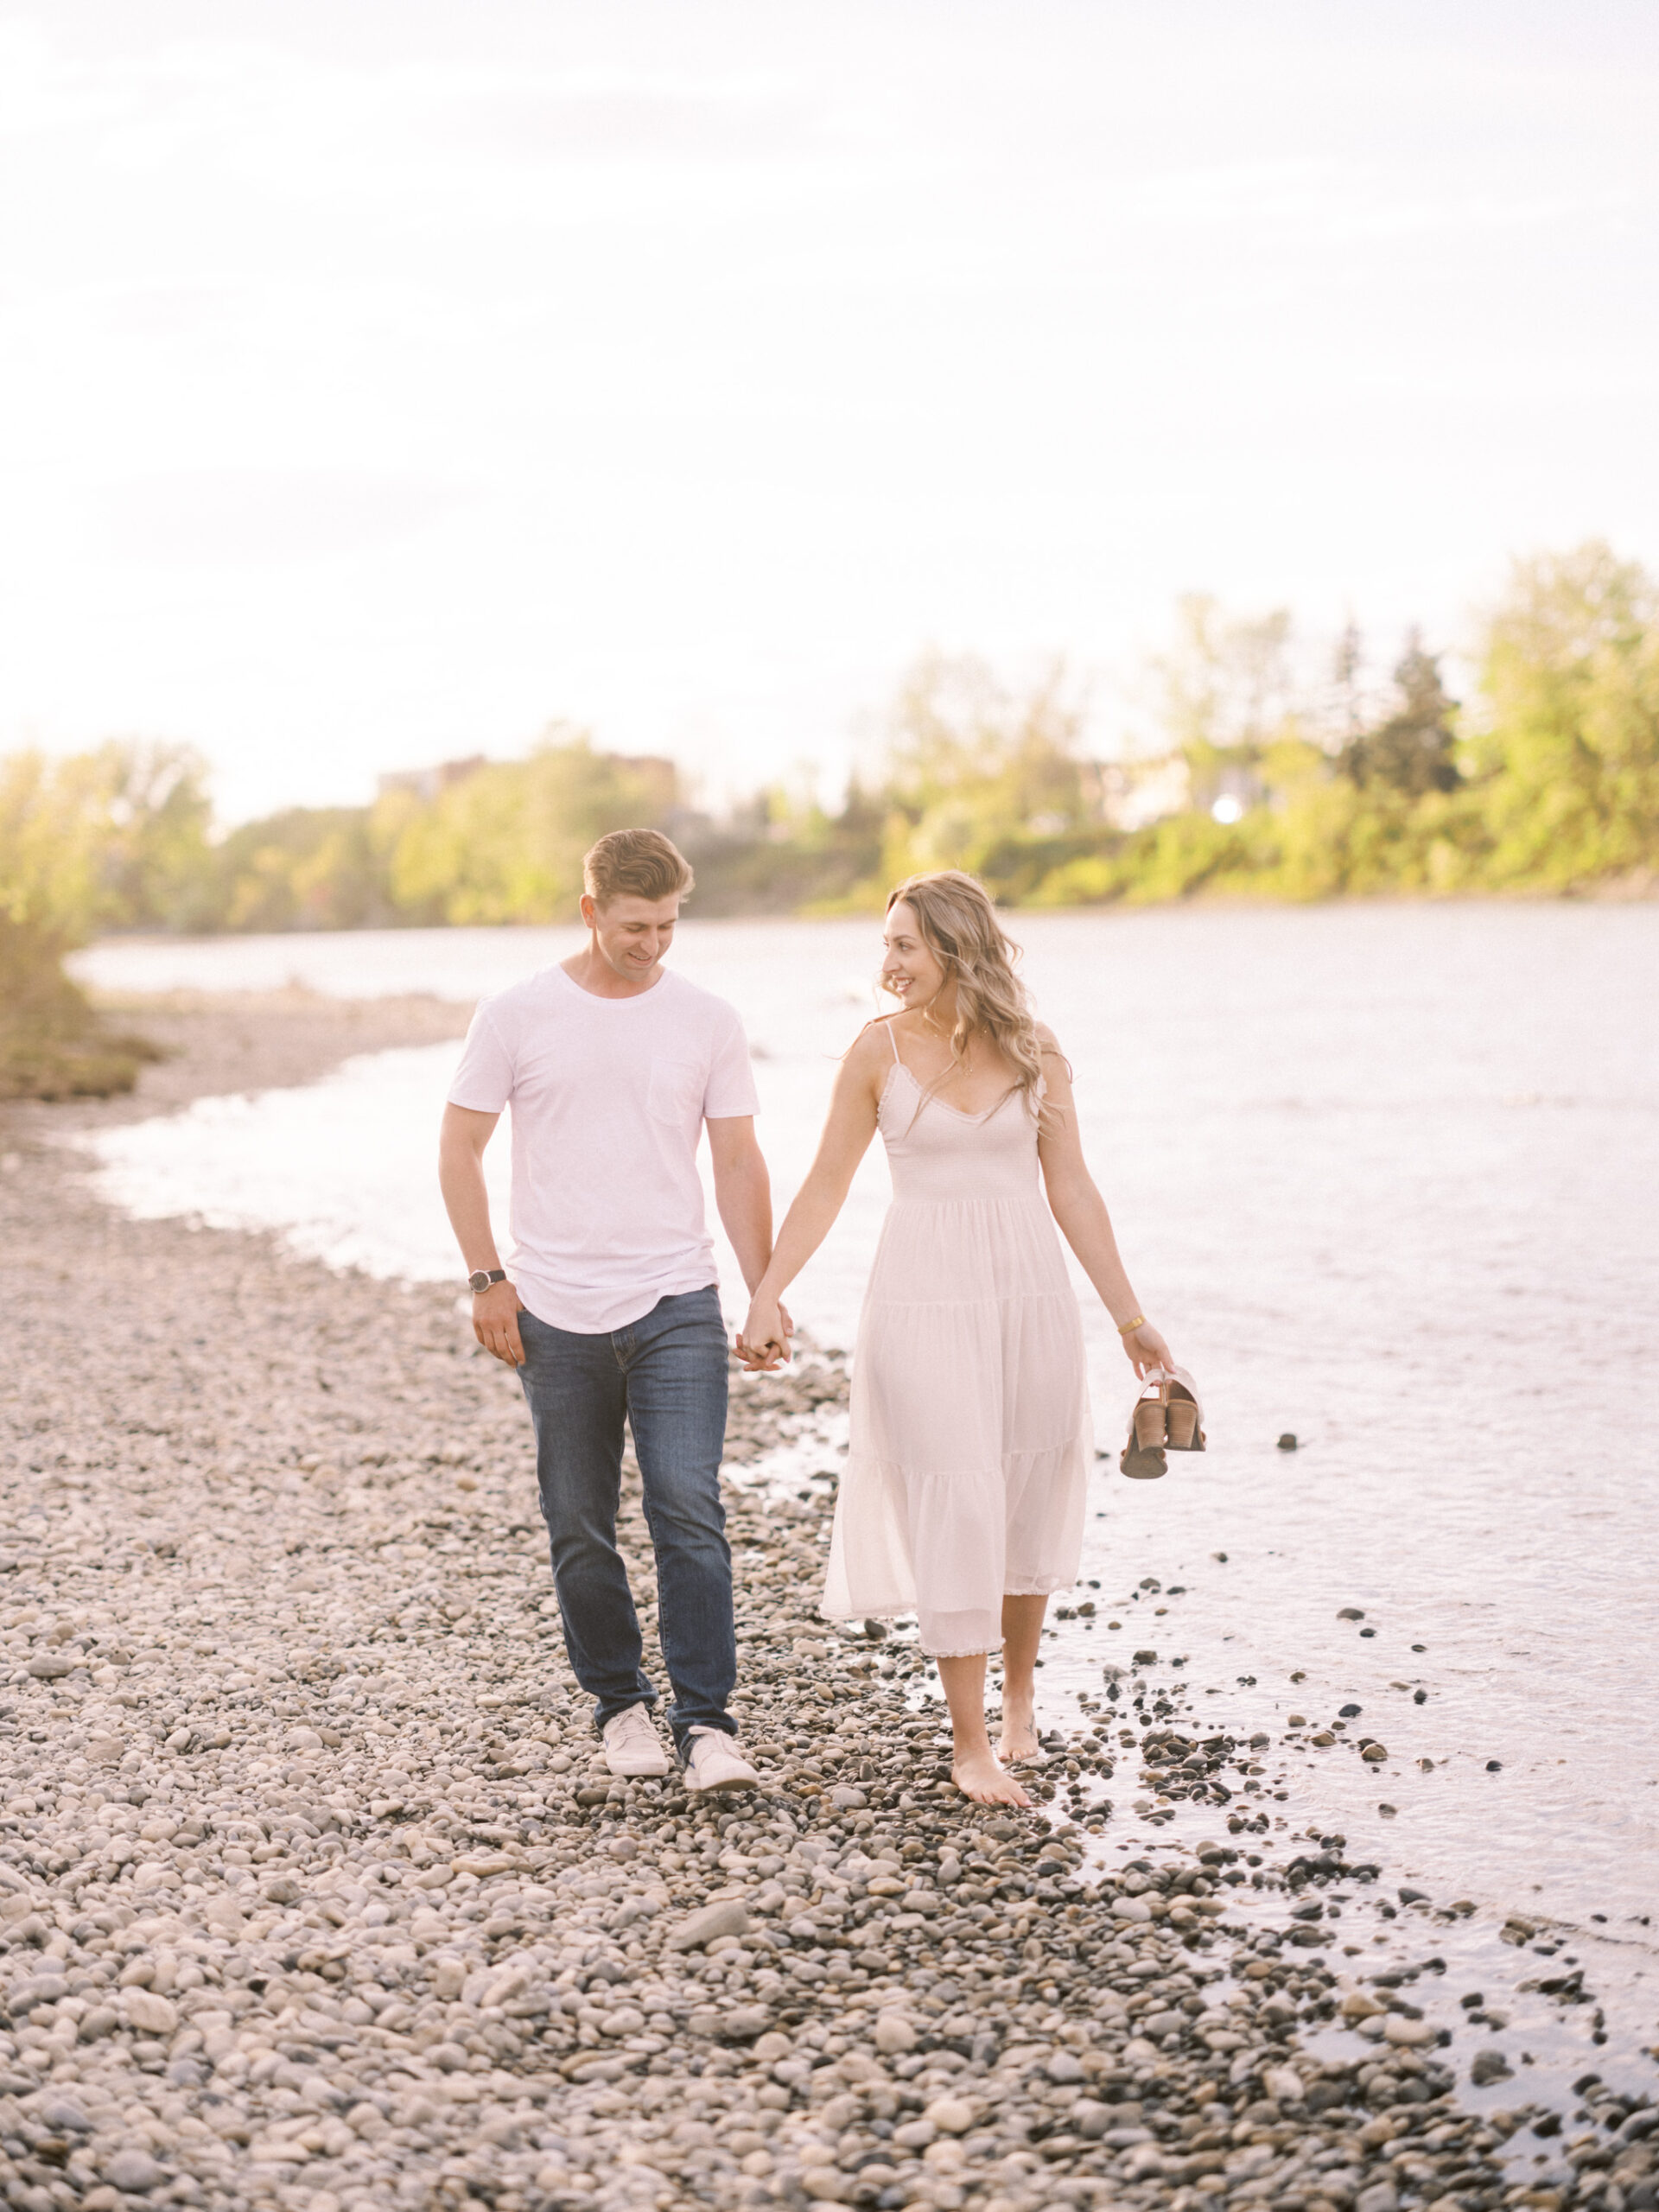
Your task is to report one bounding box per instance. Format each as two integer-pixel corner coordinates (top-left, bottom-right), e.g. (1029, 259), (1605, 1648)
(877, 1061), (1044, 1205)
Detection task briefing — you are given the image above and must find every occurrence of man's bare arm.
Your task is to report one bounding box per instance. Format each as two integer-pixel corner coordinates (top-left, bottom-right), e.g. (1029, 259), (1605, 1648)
(438, 1102), (524, 1366)
(706, 1116), (773, 1295)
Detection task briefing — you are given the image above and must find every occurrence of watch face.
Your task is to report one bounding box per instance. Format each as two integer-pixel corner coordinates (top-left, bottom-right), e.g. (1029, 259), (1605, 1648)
(469, 1272), (491, 1293)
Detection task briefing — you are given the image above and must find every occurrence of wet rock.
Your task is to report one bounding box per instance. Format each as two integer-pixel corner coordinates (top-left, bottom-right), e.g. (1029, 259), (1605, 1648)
(1277, 1432), (1298, 1449)
(1471, 2048), (1514, 2084)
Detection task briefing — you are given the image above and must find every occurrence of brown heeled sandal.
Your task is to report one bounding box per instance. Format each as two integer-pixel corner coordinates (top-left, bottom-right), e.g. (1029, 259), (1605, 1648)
(1120, 1367), (1205, 1479)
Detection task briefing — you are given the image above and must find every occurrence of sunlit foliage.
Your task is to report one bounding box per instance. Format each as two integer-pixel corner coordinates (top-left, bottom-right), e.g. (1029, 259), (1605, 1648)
(2, 545), (1654, 1036)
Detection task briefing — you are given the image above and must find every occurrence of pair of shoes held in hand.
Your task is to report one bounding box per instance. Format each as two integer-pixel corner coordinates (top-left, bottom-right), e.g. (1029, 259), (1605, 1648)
(1120, 1363), (1206, 1480)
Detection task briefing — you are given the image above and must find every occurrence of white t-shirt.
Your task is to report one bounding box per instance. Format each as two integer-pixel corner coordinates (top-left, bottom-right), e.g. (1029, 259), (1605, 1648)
(448, 965), (760, 1334)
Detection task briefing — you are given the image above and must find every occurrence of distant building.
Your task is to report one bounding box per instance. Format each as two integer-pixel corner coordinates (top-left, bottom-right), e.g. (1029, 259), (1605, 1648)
(1085, 754), (1193, 831)
(376, 755), (487, 804)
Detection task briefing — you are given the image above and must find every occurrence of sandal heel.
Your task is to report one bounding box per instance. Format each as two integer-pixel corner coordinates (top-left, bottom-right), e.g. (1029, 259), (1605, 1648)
(1166, 1399), (1198, 1450)
(1133, 1401), (1166, 1451)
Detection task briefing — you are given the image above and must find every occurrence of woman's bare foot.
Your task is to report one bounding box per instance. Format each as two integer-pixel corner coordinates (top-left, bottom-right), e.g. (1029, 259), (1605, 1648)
(952, 1749), (1031, 1806)
(997, 1700), (1041, 1764)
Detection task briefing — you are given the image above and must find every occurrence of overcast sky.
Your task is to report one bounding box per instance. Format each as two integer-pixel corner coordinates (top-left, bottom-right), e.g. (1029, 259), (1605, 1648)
(2, 0), (1656, 822)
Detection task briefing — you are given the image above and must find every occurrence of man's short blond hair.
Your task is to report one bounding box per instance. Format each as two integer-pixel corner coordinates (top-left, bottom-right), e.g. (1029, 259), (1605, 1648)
(582, 828), (695, 908)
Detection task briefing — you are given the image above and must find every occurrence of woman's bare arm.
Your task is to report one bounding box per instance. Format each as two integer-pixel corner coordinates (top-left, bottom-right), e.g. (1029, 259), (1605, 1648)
(738, 1026), (888, 1364)
(1034, 1033), (1173, 1376)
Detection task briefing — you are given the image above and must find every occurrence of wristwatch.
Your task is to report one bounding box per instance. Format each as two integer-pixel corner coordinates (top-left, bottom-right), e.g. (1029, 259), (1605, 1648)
(468, 1269), (507, 1295)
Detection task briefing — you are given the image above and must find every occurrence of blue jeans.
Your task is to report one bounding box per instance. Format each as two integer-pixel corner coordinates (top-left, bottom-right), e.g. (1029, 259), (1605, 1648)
(517, 1286), (736, 1752)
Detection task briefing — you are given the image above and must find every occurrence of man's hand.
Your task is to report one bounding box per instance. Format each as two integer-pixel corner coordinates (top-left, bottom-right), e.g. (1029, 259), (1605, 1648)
(737, 1294), (791, 1371)
(473, 1279), (526, 1366)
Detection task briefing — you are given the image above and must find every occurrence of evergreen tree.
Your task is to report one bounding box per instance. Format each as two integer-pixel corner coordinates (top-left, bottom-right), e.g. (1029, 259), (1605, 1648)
(1340, 631), (1459, 797)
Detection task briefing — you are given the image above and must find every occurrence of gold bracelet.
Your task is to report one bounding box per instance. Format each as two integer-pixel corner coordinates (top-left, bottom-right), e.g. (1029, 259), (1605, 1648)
(1116, 1313), (1147, 1336)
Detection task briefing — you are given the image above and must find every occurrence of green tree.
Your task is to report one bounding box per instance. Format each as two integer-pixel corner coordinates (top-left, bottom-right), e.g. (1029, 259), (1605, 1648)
(1340, 632), (1459, 798)
(0, 741), (204, 1097)
(1469, 542), (1659, 887)
(204, 808), (397, 932)
(383, 733), (679, 925)
(0, 741), (212, 940)
(1153, 594), (1295, 810)
(868, 653), (1095, 899)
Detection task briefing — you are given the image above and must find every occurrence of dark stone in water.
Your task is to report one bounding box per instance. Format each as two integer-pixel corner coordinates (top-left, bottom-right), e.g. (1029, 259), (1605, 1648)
(1277, 1433), (1298, 1451)
(1485, 1759), (1503, 1771)
(1339, 1703), (1361, 1718)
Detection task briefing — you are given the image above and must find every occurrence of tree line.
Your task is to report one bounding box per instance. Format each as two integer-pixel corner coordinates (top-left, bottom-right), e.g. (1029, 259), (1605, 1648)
(3, 541), (1656, 1094)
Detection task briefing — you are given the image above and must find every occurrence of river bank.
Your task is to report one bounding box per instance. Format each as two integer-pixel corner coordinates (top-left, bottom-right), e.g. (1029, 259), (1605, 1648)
(0, 997), (1649, 2212)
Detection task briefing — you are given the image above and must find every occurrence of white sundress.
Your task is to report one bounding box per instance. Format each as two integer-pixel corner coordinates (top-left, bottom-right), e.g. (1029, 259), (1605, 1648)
(821, 1029), (1091, 1656)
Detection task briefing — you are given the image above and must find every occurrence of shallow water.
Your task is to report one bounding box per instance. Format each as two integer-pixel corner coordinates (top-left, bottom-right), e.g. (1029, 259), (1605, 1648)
(74, 907), (1659, 2017)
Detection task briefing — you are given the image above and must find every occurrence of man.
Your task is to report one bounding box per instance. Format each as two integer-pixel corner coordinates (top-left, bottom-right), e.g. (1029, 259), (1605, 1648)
(438, 827), (775, 1791)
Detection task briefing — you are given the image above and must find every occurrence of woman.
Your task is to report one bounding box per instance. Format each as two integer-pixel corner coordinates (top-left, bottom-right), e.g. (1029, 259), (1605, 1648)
(741, 871), (1174, 1807)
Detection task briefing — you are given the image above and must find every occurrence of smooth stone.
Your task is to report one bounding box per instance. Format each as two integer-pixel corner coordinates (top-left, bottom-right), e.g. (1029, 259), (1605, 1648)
(104, 2150), (168, 2193)
(34, 2095), (91, 2132)
(1470, 2049), (1514, 2085)
(1382, 2016), (1435, 2046)
(925, 2097), (976, 2135)
(666, 1899), (751, 1952)
(122, 1989), (179, 2036)
(1046, 2051), (1085, 2084)
(874, 2013), (917, 2055)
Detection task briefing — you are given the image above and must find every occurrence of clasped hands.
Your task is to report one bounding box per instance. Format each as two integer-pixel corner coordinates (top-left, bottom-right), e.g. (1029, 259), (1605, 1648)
(736, 1294), (792, 1372)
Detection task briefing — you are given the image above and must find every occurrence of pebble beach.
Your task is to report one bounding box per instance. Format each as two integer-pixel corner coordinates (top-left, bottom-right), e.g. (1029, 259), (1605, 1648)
(0, 995), (1652, 2212)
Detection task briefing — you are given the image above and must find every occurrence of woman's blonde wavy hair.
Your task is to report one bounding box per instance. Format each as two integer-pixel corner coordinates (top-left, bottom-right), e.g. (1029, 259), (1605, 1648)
(884, 870), (1047, 1115)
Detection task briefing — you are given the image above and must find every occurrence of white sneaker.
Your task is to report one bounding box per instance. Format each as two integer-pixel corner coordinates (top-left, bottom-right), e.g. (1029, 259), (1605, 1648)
(683, 1726), (760, 1794)
(601, 1703), (671, 1778)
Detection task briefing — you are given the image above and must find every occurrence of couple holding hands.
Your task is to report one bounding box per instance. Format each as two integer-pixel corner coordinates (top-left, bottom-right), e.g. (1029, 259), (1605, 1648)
(439, 830), (1173, 1809)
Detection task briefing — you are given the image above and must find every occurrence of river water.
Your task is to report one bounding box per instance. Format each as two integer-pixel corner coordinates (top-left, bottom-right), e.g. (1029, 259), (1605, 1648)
(70, 905), (1659, 2089)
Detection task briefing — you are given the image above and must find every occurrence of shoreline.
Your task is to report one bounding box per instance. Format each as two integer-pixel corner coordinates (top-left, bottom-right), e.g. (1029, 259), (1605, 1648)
(0, 999), (1642, 2211)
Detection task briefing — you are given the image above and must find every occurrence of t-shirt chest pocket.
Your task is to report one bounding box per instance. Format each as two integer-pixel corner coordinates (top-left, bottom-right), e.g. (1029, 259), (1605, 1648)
(647, 1058), (702, 1127)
